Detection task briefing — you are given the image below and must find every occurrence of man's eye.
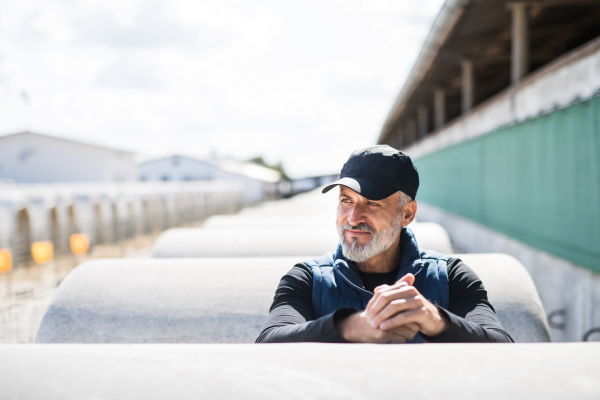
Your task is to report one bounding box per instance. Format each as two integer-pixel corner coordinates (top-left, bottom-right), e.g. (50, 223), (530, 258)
(368, 202), (380, 206)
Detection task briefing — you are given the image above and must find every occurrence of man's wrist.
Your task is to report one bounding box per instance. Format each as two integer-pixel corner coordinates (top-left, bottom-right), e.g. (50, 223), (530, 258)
(333, 308), (360, 342)
(424, 306), (450, 337)
(334, 312), (358, 341)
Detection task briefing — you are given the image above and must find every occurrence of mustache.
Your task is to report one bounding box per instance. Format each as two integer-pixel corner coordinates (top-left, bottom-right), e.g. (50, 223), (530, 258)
(340, 222), (375, 233)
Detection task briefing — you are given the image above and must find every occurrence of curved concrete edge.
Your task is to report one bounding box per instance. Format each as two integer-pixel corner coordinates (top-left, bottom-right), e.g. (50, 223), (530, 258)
(457, 253), (551, 342)
(35, 257), (304, 344)
(151, 222), (454, 258)
(202, 215), (333, 229)
(150, 227), (339, 258)
(37, 254), (548, 344)
(409, 222), (454, 253)
(1, 343), (599, 400)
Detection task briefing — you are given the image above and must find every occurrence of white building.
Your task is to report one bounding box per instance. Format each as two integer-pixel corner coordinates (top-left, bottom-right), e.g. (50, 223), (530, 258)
(139, 155), (282, 203)
(0, 131), (138, 183)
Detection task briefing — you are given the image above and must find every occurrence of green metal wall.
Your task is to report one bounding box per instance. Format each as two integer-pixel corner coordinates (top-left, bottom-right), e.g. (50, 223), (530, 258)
(415, 96), (600, 273)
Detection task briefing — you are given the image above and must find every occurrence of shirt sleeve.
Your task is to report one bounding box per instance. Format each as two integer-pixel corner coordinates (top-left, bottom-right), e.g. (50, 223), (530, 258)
(420, 258), (515, 343)
(255, 263), (352, 343)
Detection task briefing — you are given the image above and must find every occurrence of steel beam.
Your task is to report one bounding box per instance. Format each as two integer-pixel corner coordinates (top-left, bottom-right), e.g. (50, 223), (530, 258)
(461, 60), (474, 113)
(511, 2), (529, 83)
(434, 88), (446, 130)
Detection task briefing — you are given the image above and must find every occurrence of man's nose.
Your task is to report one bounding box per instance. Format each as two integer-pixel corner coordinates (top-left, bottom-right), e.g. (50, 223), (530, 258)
(347, 205), (367, 227)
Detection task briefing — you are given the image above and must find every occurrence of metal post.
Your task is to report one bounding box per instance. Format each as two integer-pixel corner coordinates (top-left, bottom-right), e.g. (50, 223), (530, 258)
(511, 2), (529, 84)
(461, 60), (474, 114)
(417, 105), (428, 138)
(406, 118), (417, 145)
(395, 126), (405, 149)
(434, 88), (446, 130)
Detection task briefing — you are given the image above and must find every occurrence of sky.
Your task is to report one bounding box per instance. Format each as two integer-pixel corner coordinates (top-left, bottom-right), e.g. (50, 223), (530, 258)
(0, 0), (444, 179)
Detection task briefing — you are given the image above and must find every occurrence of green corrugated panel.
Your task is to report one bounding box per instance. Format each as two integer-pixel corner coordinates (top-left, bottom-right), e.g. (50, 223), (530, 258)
(415, 96), (600, 273)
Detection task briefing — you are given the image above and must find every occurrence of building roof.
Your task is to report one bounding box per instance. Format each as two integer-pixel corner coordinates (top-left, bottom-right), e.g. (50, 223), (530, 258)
(378, 0), (600, 146)
(0, 131), (135, 155)
(141, 155), (282, 183)
(379, 0), (468, 144)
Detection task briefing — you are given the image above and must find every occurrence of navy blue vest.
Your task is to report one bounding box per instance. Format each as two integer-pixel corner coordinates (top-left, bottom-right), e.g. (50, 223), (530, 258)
(303, 227), (450, 343)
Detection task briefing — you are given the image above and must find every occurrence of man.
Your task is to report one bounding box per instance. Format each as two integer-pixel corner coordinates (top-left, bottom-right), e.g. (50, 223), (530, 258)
(257, 145), (513, 343)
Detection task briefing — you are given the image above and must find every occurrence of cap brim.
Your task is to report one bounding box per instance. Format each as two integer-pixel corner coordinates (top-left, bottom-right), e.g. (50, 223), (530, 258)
(322, 177), (398, 201)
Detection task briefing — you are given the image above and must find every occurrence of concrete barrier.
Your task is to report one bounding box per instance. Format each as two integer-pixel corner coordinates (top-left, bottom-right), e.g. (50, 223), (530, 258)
(36, 254), (549, 343)
(458, 253), (551, 342)
(408, 222), (453, 254)
(202, 219), (452, 253)
(239, 190), (338, 217)
(35, 257), (297, 343)
(2, 343), (599, 399)
(202, 215), (332, 229)
(151, 223), (452, 258)
(151, 227), (339, 257)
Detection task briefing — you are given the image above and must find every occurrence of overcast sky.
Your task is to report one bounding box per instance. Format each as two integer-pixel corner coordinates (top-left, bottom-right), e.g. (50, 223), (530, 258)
(0, 0), (444, 178)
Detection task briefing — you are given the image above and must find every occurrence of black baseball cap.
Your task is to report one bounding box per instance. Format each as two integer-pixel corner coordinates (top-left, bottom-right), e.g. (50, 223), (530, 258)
(322, 145), (419, 200)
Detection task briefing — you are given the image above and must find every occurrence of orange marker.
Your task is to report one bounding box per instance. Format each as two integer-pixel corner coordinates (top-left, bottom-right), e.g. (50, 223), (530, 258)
(31, 241), (54, 264)
(70, 233), (90, 255)
(0, 248), (13, 273)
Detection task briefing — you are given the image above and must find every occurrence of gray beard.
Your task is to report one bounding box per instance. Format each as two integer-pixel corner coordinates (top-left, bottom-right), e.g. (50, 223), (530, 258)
(336, 214), (404, 263)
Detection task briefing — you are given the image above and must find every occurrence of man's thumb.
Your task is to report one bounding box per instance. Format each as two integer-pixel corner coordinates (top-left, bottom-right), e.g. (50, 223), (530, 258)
(398, 273), (415, 286)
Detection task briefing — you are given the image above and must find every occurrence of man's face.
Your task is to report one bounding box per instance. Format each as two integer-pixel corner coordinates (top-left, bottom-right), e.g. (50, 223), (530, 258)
(336, 186), (403, 262)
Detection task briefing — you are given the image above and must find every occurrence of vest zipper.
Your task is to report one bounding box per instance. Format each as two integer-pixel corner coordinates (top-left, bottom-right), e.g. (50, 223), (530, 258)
(336, 263), (426, 296)
(336, 265), (373, 296)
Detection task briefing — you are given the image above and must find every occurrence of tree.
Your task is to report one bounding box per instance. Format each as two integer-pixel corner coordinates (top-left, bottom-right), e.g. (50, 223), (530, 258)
(247, 156), (289, 180)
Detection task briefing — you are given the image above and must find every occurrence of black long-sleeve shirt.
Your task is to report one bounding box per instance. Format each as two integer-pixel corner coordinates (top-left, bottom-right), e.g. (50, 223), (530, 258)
(256, 258), (514, 343)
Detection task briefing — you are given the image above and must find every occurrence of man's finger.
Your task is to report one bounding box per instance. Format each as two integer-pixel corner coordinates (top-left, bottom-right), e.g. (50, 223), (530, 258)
(371, 281), (408, 298)
(392, 322), (420, 334)
(365, 286), (418, 323)
(388, 322), (420, 340)
(371, 297), (422, 328)
(372, 273), (414, 297)
(379, 308), (424, 331)
(387, 326), (417, 343)
(381, 274), (413, 292)
(397, 273), (415, 287)
(373, 284), (390, 294)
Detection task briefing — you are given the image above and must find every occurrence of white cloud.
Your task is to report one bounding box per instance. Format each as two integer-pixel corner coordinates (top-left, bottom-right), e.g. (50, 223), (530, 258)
(0, 0), (443, 178)
(96, 55), (164, 89)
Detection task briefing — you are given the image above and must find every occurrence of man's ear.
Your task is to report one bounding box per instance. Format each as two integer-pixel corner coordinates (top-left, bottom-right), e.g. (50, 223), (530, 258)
(401, 201), (417, 227)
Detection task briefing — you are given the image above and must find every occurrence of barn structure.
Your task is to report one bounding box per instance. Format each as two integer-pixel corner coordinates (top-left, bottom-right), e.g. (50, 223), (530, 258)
(378, 0), (600, 342)
(139, 155), (282, 203)
(0, 131), (138, 183)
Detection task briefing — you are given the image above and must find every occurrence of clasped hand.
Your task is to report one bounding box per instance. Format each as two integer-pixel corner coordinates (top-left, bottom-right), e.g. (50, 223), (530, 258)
(336, 273), (449, 343)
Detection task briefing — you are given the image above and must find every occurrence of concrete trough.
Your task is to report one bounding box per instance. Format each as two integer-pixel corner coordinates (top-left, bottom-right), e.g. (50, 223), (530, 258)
(151, 227), (338, 258)
(2, 343), (599, 400)
(202, 218), (452, 254)
(408, 222), (453, 254)
(202, 214), (333, 229)
(36, 257), (299, 344)
(151, 223), (452, 258)
(36, 254), (549, 343)
(239, 190), (338, 217)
